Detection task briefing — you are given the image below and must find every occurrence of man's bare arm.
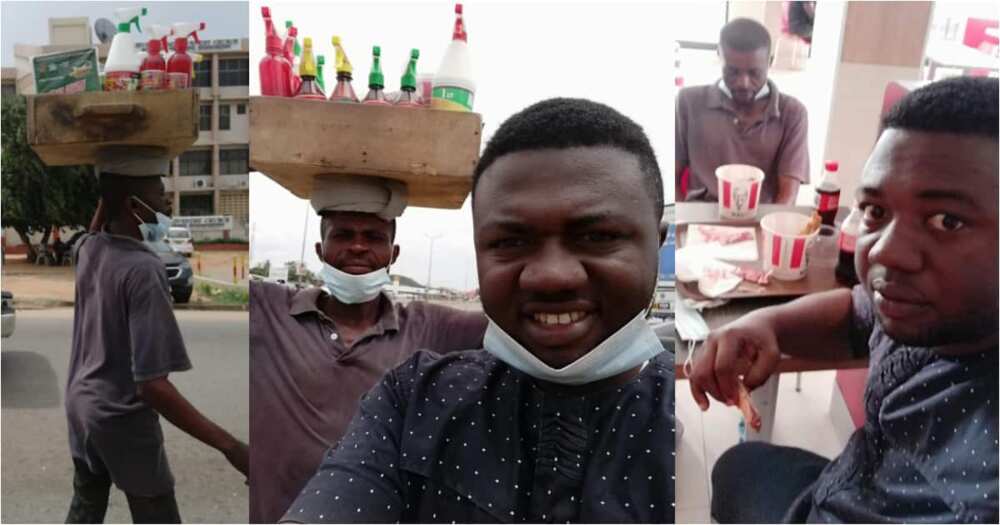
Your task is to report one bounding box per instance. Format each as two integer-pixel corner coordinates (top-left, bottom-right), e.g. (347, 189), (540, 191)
(774, 175), (801, 205)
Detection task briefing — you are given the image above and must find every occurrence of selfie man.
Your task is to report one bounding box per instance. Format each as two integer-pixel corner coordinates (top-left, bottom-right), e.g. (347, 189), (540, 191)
(282, 98), (676, 523)
(249, 176), (487, 523)
(676, 17), (809, 204)
(691, 77), (999, 523)
(66, 151), (248, 523)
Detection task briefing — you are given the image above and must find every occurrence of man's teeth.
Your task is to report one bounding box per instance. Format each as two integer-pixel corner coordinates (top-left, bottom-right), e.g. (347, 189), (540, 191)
(533, 312), (587, 325)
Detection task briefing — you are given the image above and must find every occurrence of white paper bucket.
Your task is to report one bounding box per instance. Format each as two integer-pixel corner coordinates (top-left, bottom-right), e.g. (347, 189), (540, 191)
(760, 211), (820, 280)
(716, 164), (765, 219)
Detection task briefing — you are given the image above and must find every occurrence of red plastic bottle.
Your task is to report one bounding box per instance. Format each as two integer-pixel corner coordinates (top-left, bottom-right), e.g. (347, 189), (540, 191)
(815, 160), (842, 227)
(258, 8), (293, 96)
(835, 207), (861, 286)
(139, 37), (166, 90)
(166, 36), (192, 88)
(283, 26), (301, 94)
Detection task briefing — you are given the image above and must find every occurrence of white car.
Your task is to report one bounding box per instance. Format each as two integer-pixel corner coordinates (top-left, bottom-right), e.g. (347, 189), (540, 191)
(166, 226), (194, 257)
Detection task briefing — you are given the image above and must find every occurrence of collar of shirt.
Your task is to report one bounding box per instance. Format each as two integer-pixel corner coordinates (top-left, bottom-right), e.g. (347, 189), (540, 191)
(287, 287), (400, 336)
(94, 230), (156, 254)
(708, 79), (782, 120)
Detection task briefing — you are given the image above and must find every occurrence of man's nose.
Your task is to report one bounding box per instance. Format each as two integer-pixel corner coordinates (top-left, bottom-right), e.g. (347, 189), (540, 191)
(866, 220), (923, 274)
(518, 241), (587, 295)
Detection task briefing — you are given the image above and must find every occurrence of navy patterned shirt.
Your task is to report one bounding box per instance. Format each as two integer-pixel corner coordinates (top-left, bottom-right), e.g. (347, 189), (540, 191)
(282, 349), (676, 523)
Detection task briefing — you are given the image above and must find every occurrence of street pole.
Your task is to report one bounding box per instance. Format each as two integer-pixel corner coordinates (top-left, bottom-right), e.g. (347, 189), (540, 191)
(424, 233), (443, 293)
(299, 201), (310, 285)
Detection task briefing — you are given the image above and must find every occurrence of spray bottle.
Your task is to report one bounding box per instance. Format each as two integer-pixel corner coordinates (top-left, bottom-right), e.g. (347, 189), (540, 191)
(316, 55), (326, 91)
(285, 21), (301, 57)
(431, 4), (475, 111)
(140, 24), (168, 90)
(294, 37), (325, 100)
(329, 36), (358, 103)
(259, 7), (293, 96)
(395, 49), (422, 108)
(167, 22), (205, 89)
(362, 46), (389, 106)
(283, 25), (301, 93)
(104, 7), (147, 91)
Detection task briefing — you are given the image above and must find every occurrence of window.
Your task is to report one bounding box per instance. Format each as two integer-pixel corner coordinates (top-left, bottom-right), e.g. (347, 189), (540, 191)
(237, 103), (246, 115)
(1, 83), (16, 98)
(219, 148), (249, 175)
(218, 58), (249, 86)
(192, 60), (211, 87)
(179, 149), (212, 176)
(199, 104), (212, 131)
(179, 193), (214, 216)
(219, 104), (231, 130)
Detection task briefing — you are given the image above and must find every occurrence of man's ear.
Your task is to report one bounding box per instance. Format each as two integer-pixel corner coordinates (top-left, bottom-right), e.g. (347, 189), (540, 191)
(314, 242), (323, 262)
(391, 244), (400, 265)
(658, 220), (668, 247)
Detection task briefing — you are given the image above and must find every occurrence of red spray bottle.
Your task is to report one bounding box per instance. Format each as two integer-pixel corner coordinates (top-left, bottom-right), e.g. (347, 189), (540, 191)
(167, 22), (205, 89)
(259, 7), (293, 96)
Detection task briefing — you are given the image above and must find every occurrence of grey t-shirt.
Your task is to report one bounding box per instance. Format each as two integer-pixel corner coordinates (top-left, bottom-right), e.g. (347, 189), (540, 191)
(65, 232), (191, 496)
(676, 80), (810, 203)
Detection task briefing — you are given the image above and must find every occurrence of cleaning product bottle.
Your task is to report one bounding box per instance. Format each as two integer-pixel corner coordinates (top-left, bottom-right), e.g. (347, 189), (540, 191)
(285, 21), (301, 58)
(362, 46), (390, 105)
(329, 36), (359, 103)
(431, 4), (475, 111)
(395, 48), (422, 108)
(294, 37), (326, 100)
(316, 55), (326, 91)
(104, 7), (147, 91)
(259, 7), (293, 96)
(167, 22), (205, 89)
(140, 24), (167, 90)
(283, 25), (301, 93)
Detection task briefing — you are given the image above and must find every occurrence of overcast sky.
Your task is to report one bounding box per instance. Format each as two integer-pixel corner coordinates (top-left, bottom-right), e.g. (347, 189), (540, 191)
(1, 0), (248, 66)
(249, 0), (676, 291)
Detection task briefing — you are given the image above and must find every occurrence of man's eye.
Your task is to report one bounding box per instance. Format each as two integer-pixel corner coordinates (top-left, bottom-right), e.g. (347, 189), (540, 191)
(580, 231), (619, 243)
(490, 238), (526, 250)
(927, 213), (965, 232)
(860, 204), (886, 222)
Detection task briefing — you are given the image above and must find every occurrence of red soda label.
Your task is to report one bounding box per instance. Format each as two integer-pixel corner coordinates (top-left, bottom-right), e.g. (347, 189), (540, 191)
(817, 191), (840, 212)
(140, 70), (165, 90)
(104, 71), (138, 91)
(838, 232), (856, 252)
(167, 72), (190, 89)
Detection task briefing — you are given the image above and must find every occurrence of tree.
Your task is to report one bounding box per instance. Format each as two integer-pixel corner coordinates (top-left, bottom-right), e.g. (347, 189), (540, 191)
(249, 260), (271, 278)
(1, 96), (97, 262)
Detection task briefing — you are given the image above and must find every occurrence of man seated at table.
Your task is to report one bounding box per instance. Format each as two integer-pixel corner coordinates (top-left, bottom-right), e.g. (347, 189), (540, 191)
(676, 17), (809, 205)
(689, 76), (998, 523)
(280, 98), (676, 523)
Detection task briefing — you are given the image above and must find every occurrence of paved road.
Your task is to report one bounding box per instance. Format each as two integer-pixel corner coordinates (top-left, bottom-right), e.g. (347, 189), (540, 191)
(1, 309), (248, 523)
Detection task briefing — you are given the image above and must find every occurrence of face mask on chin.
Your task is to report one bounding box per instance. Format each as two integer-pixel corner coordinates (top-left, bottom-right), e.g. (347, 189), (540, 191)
(320, 262), (391, 304)
(131, 196), (172, 243)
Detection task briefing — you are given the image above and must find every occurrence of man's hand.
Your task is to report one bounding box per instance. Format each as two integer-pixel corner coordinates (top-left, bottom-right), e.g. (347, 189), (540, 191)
(222, 439), (250, 478)
(689, 310), (780, 411)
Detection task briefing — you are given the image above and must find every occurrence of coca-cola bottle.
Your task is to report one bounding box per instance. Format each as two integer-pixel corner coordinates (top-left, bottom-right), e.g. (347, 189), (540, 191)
(835, 206), (861, 286)
(815, 160), (841, 227)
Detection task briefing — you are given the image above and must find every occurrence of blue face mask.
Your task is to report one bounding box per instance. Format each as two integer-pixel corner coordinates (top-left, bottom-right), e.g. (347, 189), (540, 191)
(131, 196), (172, 243)
(483, 311), (665, 385)
(320, 262), (391, 304)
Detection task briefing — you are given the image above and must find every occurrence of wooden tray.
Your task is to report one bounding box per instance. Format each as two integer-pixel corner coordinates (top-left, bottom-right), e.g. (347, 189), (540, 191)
(249, 97), (483, 209)
(676, 221), (842, 301)
(26, 89), (199, 166)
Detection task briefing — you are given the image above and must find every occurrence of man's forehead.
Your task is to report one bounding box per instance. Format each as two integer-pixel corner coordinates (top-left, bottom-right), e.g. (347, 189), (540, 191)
(865, 130), (998, 187)
(323, 211), (392, 228)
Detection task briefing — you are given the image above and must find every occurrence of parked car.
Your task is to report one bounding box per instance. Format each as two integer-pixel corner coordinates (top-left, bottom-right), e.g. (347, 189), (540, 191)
(145, 239), (194, 303)
(2, 291), (15, 338)
(166, 226), (194, 257)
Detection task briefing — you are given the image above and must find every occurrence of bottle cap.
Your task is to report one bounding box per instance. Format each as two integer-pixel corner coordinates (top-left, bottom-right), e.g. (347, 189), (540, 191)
(333, 35), (354, 75)
(400, 48), (419, 90)
(825, 161), (839, 171)
(299, 37), (318, 77)
(368, 46), (384, 89)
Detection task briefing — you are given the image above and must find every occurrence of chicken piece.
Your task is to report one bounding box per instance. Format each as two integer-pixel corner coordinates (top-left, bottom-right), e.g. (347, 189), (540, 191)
(736, 382), (762, 432)
(799, 212), (822, 236)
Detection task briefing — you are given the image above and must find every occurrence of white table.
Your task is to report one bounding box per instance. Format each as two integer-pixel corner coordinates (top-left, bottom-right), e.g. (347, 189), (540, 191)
(924, 41), (999, 80)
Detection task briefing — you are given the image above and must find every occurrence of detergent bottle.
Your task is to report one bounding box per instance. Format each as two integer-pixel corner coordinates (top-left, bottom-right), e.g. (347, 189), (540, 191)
(362, 46), (390, 105)
(294, 37), (326, 100)
(329, 36), (359, 103)
(316, 55), (326, 91)
(283, 25), (301, 93)
(139, 24), (168, 90)
(259, 7), (293, 96)
(167, 22), (205, 89)
(285, 21), (301, 57)
(395, 49), (422, 108)
(431, 4), (475, 111)
(104, 7), (147, 91)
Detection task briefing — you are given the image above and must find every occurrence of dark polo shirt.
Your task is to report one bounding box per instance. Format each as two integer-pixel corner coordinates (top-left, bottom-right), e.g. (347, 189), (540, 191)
(248, 281), (488, 523)
(676, 80), (810, 203)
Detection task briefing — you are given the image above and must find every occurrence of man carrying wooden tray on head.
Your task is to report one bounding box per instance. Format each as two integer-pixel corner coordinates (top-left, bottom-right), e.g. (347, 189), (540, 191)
(249, 175), (488, 523)
(65, 147), (249, 524)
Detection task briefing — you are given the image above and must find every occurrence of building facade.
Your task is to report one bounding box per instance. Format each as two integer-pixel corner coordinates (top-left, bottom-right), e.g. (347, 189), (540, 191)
(3, 17), (249, 245)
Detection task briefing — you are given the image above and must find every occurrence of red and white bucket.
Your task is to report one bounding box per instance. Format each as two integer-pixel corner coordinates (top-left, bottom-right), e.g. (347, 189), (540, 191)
(760, 211), (820, 280)
(716, 164), (764, 220)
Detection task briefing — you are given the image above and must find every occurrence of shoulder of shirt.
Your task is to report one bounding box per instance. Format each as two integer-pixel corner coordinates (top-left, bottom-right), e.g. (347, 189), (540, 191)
(390, 348), (496, 384)
(777, 92), (807, 116)
(398, 299), (481, 320)
(249, 279), (297, 303)
(677, 84), (711, 104)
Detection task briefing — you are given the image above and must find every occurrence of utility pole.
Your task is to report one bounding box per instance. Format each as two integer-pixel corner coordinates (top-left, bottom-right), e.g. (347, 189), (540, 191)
(424, 233), (443, 292)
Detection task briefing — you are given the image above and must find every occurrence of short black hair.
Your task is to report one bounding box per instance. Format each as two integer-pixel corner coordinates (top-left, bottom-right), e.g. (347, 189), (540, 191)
(98, 173), (159, 218)
(720, 18), (772, 54)
(471, 97), (664, 220)
(882, 76), (998, 138)
(319, 212), (397, 242)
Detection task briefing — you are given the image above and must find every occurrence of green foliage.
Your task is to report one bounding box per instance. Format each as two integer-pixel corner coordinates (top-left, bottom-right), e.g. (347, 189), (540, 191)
(1, 96), (98, 239)
(195, 282), (249, 305)
(249, 260), (270, 277)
